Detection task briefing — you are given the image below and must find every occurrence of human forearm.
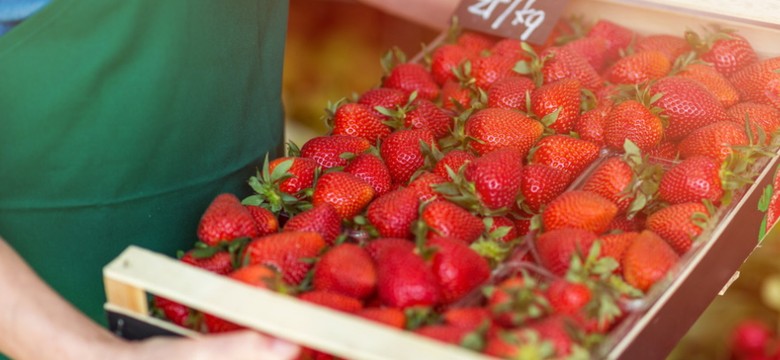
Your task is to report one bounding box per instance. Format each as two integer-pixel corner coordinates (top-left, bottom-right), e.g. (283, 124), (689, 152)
(356, 0), (460, 30)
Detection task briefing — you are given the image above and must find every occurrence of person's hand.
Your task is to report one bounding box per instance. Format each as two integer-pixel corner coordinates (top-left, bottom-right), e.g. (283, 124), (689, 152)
(112, 330), (300, 360)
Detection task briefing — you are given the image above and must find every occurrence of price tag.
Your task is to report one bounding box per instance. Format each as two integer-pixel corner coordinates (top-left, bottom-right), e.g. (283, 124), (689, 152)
(453, 0), (570, 45)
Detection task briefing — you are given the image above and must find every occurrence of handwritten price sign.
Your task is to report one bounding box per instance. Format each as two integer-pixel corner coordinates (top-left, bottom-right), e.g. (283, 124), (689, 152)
(454, 0), (570, 45)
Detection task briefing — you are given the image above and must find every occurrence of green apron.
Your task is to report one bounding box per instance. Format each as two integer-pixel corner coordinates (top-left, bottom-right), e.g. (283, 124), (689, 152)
(0, 0), (287, 332)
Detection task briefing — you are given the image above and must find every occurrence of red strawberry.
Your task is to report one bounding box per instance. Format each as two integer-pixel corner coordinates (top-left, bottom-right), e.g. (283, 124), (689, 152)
(587, 19), (636, 63)
(367, 188), (420, 239)
(535, 228), (598, 276)
(402, 98), (453, 139)
(487, 216), (519, 243)
(313, 243), (377, 299)
(465, 108), (544, 157)
(383, 62), (439, 101)
(562, 36), (610, 72)
(245, 205), (278, 237)
(357, 307), (407, 329)
(180, 250), (233, 275)
(421, 200), (484, 244)
(357, 87), (408, 114)
(472, 53), (521, 90)
(606, 51), (671, 85)
(443, 307), (492, 331)
(575, 104), (611, 145)
(430, 44), (471, 85)
(635, 34), (691, 62)
(728, 57), (780, 109)
(433, 149), (476, 179)
(531, 78), (582, 133)
(244, 231), (326, 285)
(731, 320), (773, 358)
(375, 245), (442, 308)
(487, 76), (536, 111)
(197, 193), (260, 246)
(229, 264), (284, 289)
(694, 31), (758, 76)
(539, 46), (604, 91)
(428, 236), (491, 304)
(490, 38), (527, 59)
(415, 325), (474, 346)
(344, 153), (393, 196)
(464, 148), (524, 210)
(528, 135), (601, 182)
(546, 279), (591, 315)
(300, 135), (371, 169)
(580, 157), (636, 213)
(380, 129), (436, 185)
(364, 237), (415, 261)
(283, 203), (342, 245)
(299, 290), (364, 314)
(518, 164), (570, 213)
(647, 140), (680, 161)
(599, 231), (638, 267)
(622, 230), (679, 292)
(541, 191), (618, 234)
(486, 276), (549, 327)
(607, 214), (646, 232)
(407, 171), (448, 202)
(645, 202), (708, 254)
(650, 76), (731, 140)
(727, 102), (780, 141)
(312, 172), (375, 219)
(677, 63), (741, 108)
(483, 328), (555, 359)
(268, 156), (318, 197)
(457, 31), (497, 55)
(529, 315), (577, 357)
(329, 102), (392, 143)
(658, 155), (724, 205)
(603, 99), (664, 152)
(153, 296), (190, 328)
(441, 79), (474, 111)
(203, 313), (243, 333)
(678, 121), (749, 161)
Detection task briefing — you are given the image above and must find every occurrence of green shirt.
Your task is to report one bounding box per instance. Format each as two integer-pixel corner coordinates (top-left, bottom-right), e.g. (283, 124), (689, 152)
(0, 0), (287, 326)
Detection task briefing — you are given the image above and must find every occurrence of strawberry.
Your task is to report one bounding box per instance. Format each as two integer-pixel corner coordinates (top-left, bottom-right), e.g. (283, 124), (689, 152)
(180, 250), (233, 275)
(153, 296), (190, 328)
(483, 328), (556, 359)
(487, 76), (536, 111)
(677, 63), (740, 108)
(647, 140), (680, 161)
(678, 121), (749, 161)
(607, 213), (646, 232)
(730, 320), (773, 358)
(430, 44), (471, 85)
(414, 325), (474, 346)
(244, 231), (326, 285)
(635, 34), (692, 62)
(357, 87), (408, 114)
(443, 307), (492, 331)
(245, 205), (278, 237)
(486, 275), (549, 328)
(541, 190), (618, 234)
(399, 97), (453, 140)
(228, 264), (285, 289)
(727, 102), (780, 141)
(546, 279), (591, 316)
(598, 231), (638, 268)
(357, 307), (407, 329)
(529, 315), (577, 357)
(562, 36), (610, 72)
(283, 203), (342, 245)
(528, 135), (601, 182)
(658, 155), (724, 205)
(728, 57), (780, 109)
(375, 245), (442, 308)
(197, 193), (260, 246)
(575, 104), (611, 145)
(300, 135), (371, 169)
(622, 230), (679, 292)
(491, 38), (529, 60)
(689, 29), (758, 76)
(471, 53), (521, 90)
(463, 148), (524, 211)
(380, 129), (436, 185)
(407, 171), (448, 202)
(366, 188), (420, 239)
(441, 79), (475, 111)
(428, 236), (491, 304)
(433, 149), (476, 179)
(328, 102), (392, 143)
(313, 243), (377, 299)
(344, 153), (393, 196)
(364, 237), (416, 261)
(580, 157), (635, 213)
(587, 19), (636, 63)
(538, 46), (604, 91)
(603, 99), (664, 152)
(530, 78), (582, 133)
(649, 76), (730, 140)
(465, 108), (544, 157)
(486, 216), (519, 244)
(203, 313), (243, 333)
(299, 290), (364, 314)
(421, 200), (484, 244)
(535, 228), (598, 276)
(267, 156), (318, 198)
(383, 62), (440, 101)
(606, 51), (671, 85)
(312, 171), (375, 219)
(645, 202), (709, 254)
(457, 31), (498, 55)
(518, 164), (570, 214)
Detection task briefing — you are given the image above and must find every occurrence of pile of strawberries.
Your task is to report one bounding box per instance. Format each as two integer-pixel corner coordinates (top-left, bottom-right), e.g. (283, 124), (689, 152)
(154, 18), (780, 359)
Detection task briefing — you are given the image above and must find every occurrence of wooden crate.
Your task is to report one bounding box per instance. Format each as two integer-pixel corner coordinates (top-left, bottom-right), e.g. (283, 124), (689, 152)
(104, 1), (780, 359)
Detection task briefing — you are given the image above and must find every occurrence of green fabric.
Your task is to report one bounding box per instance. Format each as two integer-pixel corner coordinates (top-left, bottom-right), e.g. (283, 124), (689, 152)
(0, 0), (287, 334)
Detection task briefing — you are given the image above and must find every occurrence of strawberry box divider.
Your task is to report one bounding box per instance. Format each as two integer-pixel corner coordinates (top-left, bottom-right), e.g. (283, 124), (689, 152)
(103, 246), (497, 360)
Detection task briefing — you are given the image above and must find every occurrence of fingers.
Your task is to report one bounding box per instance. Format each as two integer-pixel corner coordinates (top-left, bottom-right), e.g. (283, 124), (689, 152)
(204, 331), (300, 360)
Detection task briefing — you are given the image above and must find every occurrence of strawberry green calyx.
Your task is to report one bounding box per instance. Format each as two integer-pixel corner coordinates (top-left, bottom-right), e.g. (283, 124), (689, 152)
(375, 91), (419, 130)
(433, 164), (509, 217)
(470, 217), (520, 267)
(621, 139), (664, 218)
(322, 98), (348, 132)
(381, 47), (409, 75)
(438, 108), (474, 152)
(243, 154), (312, 216)
(513, 41), (550, 88)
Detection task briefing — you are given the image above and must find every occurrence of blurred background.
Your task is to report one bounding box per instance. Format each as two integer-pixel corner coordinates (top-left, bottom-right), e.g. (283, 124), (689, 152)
(282, 1), (780, 359)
